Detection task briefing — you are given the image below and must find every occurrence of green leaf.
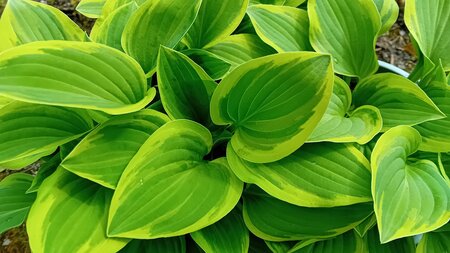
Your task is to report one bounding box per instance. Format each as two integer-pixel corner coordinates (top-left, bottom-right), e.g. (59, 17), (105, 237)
(354, 214), (377, 238)
(243, 186), (373, 241)
(191, 209), (249, 253)
(404, 0), (450, 70)
(408, 38), (436, 83)
(108, 120), (243, 239)
(0, 96), (13, 109)
(234, 14), (257, 34)
(417, 231), (450, 253)
(89, 110), (112, 124)
(415, 60), (447, 91)
(284, 0), (306, 7)
(0, 0), (87, 52)
(308, 77), (382, 144)
(227, 142), (372, 207)
(97, 0), (136, 17)
(0, 147), (55, 170)
(27, 168), (128, 253)
(250, 0), (286, 5)
(206, 34), (276, 69)
(187, 236), (206, 253)
(371, 125), (450, 243)
(0, 173), (36, 234)
(293, 231), (365, 253)
(373, 0), (399, 34)
(288, 240), (322, 253)
(61, 110), (170, 189)
(249, 234), (272, 253)
(365, 226), (416, 253)
(210, 52), (333, 163)
(438, 153), (450, 183)
(353, 73), (444, 130)
(0, 41), (155, 114)
(119, 237), (186, 253)
(76, 0), (106, 18)
(59, 138), (83, 160)
(182, 49), (231, 80)
(0, 102), (92, 167)
(26, 154), (61, 193)
(90, 1), (138, 51)
(184, 0), (248, 48)
(265, 241), (296, 253)
(122, 0), (202, 74)
(308, 0), (381, 78)
(434, 222), (450, 232)
(414, 85), (450, 152)
(247, 4), (312, 52)
(157, 47), (216, 125)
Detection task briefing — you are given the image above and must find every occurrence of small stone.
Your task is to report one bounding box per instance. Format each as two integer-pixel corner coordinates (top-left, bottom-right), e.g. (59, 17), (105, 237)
(2, 238), (11, 246)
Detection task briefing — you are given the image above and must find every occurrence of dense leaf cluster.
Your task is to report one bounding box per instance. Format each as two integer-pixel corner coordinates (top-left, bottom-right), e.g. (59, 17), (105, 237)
(0, 0), (449, 252)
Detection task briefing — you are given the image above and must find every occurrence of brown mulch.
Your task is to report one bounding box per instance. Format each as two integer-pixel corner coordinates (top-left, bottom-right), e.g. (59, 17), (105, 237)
(0, 225), (30, 253)
(376, 1), (417, 72)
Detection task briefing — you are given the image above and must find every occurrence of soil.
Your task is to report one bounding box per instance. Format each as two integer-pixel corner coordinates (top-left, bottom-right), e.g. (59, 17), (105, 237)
(0, 0), (417, 252)
(376, 1), (417, 72)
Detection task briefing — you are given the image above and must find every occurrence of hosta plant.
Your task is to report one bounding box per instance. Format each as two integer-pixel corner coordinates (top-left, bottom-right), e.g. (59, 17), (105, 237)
(0, 0), (449, 252)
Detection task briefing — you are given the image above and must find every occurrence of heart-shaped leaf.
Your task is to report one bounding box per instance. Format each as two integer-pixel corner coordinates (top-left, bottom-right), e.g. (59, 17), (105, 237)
(353, 73), (444, 130)
(227, 142), (372, 207)
(0, 173), (36, 234)
(0, 0), (87, 52)
(405, 0), (450, 70)
(247, 4), (312, 52)
(157, 47), (216, 125)
(27, 168), (128, 253)
(308, 76), (382, 144)
(108, 120), (243, 239)
(122, 0), (202, 74)
(243, 186), (373, 241)
(184, 0), (248, 48)
(0, 41), (155, 114)
(0, 102), (93, 167)
(61, 110), (170, 189)
(371, 125), (450, 243)
(191, 208), (249, 253)
(308, 0), (380, 78)
(210, 52), (333, 163)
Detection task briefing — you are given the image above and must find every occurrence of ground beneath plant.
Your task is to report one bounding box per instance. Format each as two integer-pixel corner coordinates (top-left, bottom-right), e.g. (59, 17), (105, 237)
(0, 0), (416, 252)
